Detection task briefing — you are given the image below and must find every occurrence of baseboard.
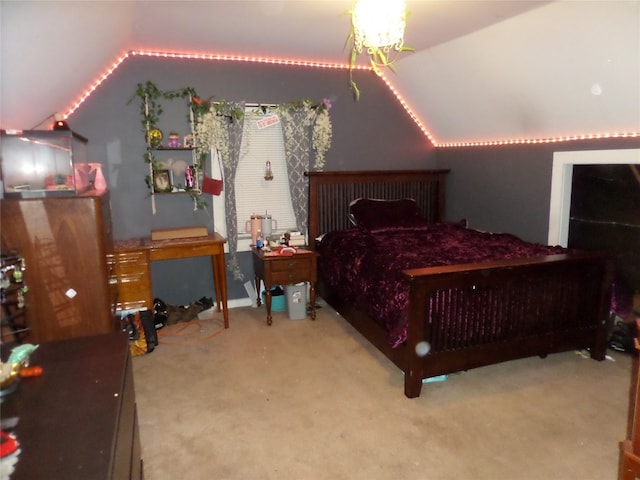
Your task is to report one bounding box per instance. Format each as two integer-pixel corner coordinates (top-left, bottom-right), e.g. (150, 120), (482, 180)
(228, 297), (253, 309)
(197, 297), (253, 319)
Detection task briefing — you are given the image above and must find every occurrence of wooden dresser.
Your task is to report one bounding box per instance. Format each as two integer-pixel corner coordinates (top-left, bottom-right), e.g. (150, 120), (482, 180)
(1, 332), (143, 479)
(620, 318), (640, 479)
(0, 193), (118, 342)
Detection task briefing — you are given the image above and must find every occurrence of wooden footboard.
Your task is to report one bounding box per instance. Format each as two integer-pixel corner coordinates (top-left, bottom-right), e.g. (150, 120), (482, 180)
(402, 252), (612, 398)
(316, 251), (611, 398)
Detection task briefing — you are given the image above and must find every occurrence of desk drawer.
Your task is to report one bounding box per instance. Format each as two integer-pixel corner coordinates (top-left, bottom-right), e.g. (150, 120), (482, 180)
(117, 280), (152, 310)
(149, 243), (222, 261)
(113, 250), (152, 311)
(114, 251), (149, 275)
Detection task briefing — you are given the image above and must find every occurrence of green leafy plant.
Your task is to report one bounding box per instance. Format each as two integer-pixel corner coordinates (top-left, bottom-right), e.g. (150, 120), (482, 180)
(128, 81), (197, 133)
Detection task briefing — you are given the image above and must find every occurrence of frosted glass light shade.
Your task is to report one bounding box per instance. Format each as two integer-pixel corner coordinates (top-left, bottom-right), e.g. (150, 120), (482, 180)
(352, 0), (406, 52)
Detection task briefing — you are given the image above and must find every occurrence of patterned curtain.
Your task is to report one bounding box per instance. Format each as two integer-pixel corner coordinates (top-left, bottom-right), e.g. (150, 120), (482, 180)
(279, 106), (330, 235)
(220, 101), (246, 281)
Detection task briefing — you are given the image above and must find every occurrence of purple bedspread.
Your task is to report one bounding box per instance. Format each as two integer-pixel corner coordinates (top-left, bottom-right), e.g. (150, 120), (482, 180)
(317, 223), (567, 347)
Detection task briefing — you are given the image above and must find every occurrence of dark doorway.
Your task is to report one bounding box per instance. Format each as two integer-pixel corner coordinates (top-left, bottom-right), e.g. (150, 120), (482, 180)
(568, 164), (640, 316)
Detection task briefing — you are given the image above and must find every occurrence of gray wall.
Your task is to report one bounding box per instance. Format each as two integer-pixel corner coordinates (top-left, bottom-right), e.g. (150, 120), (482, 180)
(69, 56), (437, 304)
(435, 138), (640, 244)
(66, 55), (640, 304)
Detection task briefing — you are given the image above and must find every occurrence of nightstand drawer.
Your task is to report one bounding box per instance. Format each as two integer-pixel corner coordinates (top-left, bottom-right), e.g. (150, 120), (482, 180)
(269, 269), (314, 285)
(269, 256), (313, 273)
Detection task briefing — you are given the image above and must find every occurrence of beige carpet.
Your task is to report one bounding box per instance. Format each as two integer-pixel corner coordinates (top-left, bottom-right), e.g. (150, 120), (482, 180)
(132, 301), (634, 480)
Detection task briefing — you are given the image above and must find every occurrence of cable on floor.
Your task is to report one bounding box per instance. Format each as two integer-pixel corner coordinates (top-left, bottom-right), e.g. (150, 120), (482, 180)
(157, 317), (226, 346)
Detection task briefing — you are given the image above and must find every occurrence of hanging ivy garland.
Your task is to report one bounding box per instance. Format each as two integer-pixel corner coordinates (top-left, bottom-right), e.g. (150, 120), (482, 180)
(193, 99), (245, 171)
(130, 81), (333, 209)
(310, 99), (332, 170)
(131, 82), (332, 175)
(194, 97), (332, 171)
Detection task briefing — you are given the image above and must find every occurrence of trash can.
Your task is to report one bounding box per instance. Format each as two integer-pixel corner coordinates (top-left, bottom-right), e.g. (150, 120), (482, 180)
(261, 286), (286, 312)
(285, 283), (307, 320)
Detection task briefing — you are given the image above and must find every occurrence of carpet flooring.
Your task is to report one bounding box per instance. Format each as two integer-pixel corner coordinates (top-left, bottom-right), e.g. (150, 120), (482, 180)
(132, 301), (634, 480)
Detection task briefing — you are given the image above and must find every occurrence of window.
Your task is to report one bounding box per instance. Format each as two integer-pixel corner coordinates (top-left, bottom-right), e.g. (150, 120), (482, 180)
(212, 106), (298, 252)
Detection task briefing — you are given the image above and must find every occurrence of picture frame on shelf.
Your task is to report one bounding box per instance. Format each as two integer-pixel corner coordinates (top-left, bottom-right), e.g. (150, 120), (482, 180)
(153, 169), (172, 193)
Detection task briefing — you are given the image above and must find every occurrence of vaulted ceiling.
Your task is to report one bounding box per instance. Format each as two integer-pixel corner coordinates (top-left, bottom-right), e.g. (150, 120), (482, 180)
(1, 1), (638, 145)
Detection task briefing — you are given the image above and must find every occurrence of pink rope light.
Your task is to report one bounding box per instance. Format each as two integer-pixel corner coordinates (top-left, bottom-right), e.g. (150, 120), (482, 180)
(62, 49), (639, 148)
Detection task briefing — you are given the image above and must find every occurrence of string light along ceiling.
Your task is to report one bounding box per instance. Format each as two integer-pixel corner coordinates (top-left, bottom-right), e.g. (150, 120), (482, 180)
(61, 50), (638, 148)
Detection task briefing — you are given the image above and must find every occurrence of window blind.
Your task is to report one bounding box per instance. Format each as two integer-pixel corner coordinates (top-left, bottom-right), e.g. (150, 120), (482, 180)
(212, 107), (297, 252)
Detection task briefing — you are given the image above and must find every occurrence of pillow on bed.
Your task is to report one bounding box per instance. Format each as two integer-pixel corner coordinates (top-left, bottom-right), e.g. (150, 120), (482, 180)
(349, 198), (429, 229)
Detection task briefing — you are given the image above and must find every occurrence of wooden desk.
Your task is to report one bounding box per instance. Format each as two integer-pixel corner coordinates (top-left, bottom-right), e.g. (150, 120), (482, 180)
(112, 233), (228, 328)
(620, 318), (640, 479)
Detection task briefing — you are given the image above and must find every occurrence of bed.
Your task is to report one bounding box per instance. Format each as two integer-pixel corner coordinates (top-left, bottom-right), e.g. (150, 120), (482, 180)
(306, 170), (613, 398)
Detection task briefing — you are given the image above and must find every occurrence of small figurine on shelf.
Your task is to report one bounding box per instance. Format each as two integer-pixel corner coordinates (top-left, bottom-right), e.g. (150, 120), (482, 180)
(168, 132), (181, 148)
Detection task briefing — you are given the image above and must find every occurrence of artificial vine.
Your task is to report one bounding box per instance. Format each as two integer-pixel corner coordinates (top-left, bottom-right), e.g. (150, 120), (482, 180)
(273, 98), (332, 170)
(192, 98), (245, 171)
(129, 82), (206, 209)
(129, 81), (197, 134)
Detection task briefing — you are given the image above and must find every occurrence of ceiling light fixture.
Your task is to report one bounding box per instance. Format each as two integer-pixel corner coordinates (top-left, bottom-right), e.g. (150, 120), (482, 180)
(352, 0), (406, 53)
(348, 0), (412, 100)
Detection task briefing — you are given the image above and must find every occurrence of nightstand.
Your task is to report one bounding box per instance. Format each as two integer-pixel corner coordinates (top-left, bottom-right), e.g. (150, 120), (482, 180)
(251, 247), (318, 325)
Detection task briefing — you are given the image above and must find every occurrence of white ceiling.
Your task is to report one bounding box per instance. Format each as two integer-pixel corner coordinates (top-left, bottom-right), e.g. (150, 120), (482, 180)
(1, 1), (639, 144)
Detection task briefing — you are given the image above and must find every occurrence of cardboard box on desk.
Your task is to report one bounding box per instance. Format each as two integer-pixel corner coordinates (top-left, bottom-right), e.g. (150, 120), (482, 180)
(151, 226), (208, 241)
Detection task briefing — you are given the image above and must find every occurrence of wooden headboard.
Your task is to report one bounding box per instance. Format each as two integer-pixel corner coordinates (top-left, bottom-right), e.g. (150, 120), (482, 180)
(305, 170), (449, 249)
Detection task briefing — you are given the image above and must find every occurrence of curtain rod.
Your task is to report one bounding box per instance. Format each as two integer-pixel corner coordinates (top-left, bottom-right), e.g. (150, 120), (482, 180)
(207, 102), (278, 108)
(245, 103), (279, 108)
